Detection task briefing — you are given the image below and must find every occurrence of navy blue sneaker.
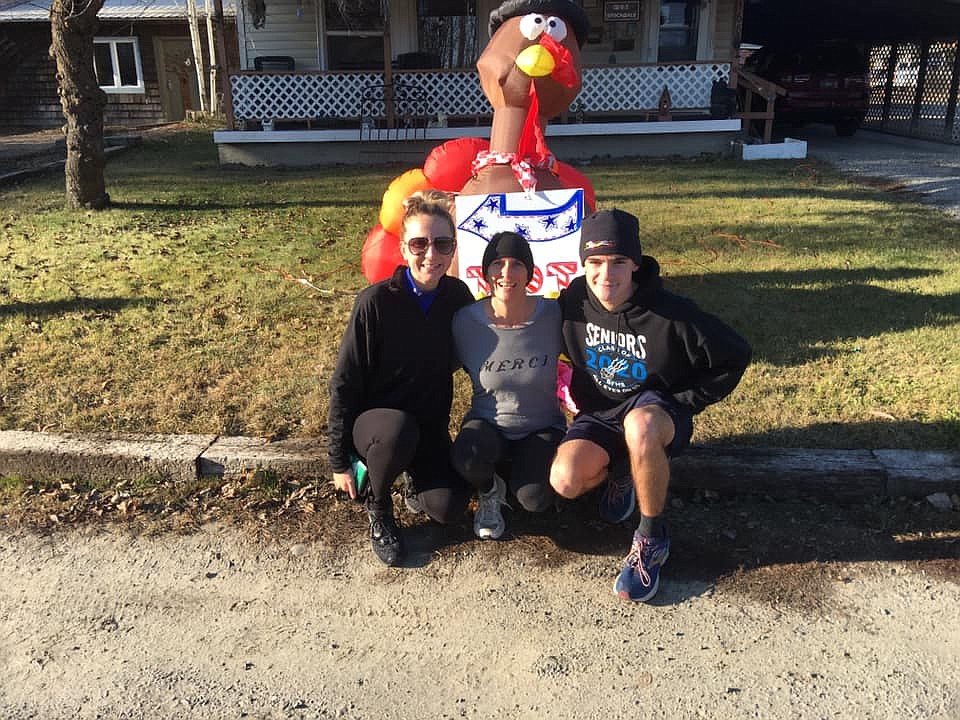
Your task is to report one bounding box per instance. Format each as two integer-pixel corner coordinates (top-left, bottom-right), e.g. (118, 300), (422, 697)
(614, 529), (670, 602)
(598, 462), (635, 523)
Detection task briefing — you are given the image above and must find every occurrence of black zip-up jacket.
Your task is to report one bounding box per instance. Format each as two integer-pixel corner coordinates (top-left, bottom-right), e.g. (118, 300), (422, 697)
(558, 256), (751, 415)
(327, 266), (474, 473)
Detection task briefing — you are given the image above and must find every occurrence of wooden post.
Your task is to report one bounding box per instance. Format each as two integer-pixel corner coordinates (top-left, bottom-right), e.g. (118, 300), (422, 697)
(944, 39), (960, 142)
(382, 0), (395, 129)
(212, 0), (234, 128)
(204, 0), (218, 115)
(732, 0), (743, 77)
(186, 0), (208, 113)
(881, 44), (898, 128)
(910, 41), (930, 135)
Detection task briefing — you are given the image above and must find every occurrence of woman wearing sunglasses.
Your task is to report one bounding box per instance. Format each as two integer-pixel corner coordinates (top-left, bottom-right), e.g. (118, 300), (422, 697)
(451, 232), (565, 540)
(328, 190), (474, 566)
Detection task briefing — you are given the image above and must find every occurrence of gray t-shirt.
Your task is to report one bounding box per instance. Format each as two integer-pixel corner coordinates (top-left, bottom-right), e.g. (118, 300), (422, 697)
(453, 297), (565, 439)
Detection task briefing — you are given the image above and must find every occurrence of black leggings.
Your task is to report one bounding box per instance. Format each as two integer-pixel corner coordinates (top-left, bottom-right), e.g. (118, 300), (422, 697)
(451, 419), (563, 513)
(353, 408), (470, 523)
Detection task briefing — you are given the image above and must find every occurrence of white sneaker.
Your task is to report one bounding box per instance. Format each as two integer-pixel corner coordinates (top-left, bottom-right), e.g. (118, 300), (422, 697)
(474, 473), (508, 540)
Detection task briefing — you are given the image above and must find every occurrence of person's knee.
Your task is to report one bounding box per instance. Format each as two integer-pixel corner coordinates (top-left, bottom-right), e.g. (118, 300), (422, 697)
(623, 406), (674, 456)
(514, 482), (554, 513)
(549, 456), (583, 499)
(450, 440), (489, 484)
(419, 488), (468, 524)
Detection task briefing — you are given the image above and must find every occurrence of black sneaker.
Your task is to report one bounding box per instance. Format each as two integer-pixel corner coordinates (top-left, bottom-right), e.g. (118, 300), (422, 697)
(401, 471), (424, 515)
(368, 511), (404, 566)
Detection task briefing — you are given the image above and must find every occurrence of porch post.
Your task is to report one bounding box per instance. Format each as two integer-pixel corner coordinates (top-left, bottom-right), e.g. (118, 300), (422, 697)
(212, 0), (235, 128)
(909, 41), (930, 135)
(733, 0), (743, 64)
(730, 0), (744, 88)
(382, 0), (395, 128)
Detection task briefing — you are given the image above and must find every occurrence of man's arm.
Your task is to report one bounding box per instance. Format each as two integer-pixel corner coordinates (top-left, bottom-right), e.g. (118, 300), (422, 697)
(672, 310), (752, 414)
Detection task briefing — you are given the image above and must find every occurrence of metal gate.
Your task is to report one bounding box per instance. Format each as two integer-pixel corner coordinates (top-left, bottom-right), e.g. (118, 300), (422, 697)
(866, 40), (960, 144)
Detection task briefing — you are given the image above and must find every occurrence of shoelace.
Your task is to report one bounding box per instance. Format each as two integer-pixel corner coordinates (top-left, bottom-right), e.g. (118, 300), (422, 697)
(604, 473), (633, 503)
(477, 481), (510, 522)
(478, 488), (503, 517)
(624, 536), (655, 585)
(371, 517), (398, 544)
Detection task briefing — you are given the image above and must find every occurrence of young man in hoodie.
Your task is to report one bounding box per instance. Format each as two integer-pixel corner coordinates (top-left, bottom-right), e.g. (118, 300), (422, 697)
(550, 209), (751, 602)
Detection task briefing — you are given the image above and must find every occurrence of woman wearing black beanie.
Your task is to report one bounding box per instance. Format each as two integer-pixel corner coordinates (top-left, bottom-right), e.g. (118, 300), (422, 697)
(451, 231), (565, 540)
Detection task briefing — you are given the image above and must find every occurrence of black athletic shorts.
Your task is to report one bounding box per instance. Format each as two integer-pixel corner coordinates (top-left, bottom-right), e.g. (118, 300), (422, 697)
(560, 389), (694, 465)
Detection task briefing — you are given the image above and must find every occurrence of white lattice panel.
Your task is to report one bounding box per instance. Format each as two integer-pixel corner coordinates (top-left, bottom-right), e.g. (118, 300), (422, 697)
(395, 71), (490, 116)
(577, 64), (729, 110)
(231, 63), (731, 120)
(232, 72), (384, 119)
(866, 45), (891, 122)
(866, 42), (960, 144)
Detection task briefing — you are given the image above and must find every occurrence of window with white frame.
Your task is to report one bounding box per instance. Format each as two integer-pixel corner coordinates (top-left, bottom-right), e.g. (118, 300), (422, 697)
(93, 37), (145, 93)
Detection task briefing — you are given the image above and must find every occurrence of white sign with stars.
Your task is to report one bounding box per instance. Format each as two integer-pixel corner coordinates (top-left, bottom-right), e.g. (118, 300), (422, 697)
(455, 189), (585, 298)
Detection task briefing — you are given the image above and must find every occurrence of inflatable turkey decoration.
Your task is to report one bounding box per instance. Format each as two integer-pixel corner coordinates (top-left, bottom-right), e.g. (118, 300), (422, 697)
(361, 0), (596, 283)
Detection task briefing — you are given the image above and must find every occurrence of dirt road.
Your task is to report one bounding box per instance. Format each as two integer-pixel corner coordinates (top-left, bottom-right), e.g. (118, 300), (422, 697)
(2, 490), (958, 719)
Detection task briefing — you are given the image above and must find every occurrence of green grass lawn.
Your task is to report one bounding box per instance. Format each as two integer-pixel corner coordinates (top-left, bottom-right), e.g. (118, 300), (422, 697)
(1, 128), (958, 450)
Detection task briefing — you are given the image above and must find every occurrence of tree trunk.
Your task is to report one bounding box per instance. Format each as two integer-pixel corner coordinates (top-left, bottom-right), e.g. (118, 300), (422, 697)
(49, 0), (109, 210)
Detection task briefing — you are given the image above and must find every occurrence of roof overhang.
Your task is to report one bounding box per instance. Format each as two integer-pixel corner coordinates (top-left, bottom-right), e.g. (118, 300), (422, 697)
(743, 0), (960, 44)
(0, 0), (236, 22)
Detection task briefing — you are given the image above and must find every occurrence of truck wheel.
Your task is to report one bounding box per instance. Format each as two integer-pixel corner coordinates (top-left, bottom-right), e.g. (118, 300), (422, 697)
(834, 119), (859, 137)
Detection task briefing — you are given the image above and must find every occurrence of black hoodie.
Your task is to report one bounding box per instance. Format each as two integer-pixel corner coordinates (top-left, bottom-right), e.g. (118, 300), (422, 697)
(558, 256), (751, 415)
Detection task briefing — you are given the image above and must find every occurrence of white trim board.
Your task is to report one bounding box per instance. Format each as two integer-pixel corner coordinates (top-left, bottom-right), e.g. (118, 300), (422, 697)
(214, 119), (742, 144)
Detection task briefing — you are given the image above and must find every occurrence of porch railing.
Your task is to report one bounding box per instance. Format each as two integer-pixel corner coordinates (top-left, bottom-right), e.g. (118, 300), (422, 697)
(229, 62), (731, 126)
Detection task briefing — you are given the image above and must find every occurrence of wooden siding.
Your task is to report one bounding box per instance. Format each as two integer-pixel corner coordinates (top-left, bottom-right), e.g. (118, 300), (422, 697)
(712, 0), (738, 61)
(0, 25), (63, 130)
(242, 0), (321, 71)
(0, 20), (238, 132)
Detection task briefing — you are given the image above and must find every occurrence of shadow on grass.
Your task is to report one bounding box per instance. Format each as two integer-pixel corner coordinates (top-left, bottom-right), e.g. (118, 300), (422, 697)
(510, 484), (959, 606)
(665, 266), (960, 366)
(0, 296), (150, 319)
(722, 418), (960, 450)
(107, 199), (378, 213)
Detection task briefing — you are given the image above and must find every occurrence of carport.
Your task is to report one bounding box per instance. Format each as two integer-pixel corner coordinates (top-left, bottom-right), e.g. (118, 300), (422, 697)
(742, 0), (960, 143)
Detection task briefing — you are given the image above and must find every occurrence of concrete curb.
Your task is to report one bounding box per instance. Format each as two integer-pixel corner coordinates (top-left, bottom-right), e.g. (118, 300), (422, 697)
(1, 430), (958, 500)
(0, 140), (139, 187)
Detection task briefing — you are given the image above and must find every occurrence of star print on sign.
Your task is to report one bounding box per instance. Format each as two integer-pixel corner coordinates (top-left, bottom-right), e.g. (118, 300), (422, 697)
(456, 189), (585, 298)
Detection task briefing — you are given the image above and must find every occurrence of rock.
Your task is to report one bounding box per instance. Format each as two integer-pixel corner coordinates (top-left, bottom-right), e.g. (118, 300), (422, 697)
(925, 492), (953, 511)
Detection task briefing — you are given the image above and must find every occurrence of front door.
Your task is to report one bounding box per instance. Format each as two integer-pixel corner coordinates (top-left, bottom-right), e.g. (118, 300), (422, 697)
(155, 37), (201, 121)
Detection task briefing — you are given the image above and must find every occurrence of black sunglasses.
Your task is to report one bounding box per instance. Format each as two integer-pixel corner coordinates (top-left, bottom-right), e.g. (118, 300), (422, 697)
(406, 236), (456, 256)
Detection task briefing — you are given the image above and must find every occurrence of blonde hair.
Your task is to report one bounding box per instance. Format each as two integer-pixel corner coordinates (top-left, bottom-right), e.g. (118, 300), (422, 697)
(401, 190), (456, 238)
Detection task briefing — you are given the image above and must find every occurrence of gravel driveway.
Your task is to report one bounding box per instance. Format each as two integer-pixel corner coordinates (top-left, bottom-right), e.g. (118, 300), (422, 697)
(787, 124), (960, 218)
(1, 123), (958, 719)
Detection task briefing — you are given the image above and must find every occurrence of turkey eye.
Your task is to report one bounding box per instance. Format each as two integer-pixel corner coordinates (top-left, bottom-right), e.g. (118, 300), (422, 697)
(544, 17), (568, 42)
(519, 13), (546, 40)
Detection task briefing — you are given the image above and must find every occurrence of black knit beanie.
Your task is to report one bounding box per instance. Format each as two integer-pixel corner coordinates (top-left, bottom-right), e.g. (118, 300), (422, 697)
(579, 209), (642, 266)
(488, 0), (590, 48)
(482, 231), (535, 283)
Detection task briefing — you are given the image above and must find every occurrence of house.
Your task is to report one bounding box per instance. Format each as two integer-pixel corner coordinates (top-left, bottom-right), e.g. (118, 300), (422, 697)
(213, 0), (746, 165)
(0, 0), (238, 131)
